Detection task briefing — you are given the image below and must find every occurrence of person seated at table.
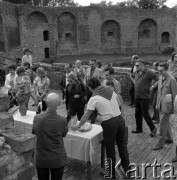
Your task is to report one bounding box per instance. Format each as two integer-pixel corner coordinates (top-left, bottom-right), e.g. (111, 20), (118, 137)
(33, 67), (50, 112)
(66, 72), (86, 122)
(5, 64), (18, 108)
(72, 77), (130, 179)
(32, 93), (68, 180)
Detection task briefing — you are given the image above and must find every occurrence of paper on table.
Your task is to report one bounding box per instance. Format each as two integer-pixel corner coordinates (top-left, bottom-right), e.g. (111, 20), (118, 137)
(165, 94), (172, 103)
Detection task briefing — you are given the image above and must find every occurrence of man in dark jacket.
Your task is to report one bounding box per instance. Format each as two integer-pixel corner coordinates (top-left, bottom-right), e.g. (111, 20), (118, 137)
(33, 93), (68, 180)
(131, 59), (158, 137)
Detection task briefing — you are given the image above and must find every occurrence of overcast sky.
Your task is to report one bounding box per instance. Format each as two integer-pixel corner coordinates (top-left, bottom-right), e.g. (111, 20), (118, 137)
(74, 0), (176, 7)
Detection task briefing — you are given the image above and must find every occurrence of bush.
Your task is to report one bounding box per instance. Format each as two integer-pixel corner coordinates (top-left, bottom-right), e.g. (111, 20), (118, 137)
(161, 47), (175, 55)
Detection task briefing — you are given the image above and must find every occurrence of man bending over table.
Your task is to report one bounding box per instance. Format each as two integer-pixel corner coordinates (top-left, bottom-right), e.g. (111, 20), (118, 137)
(72, 77), (130, 179)
(33, 93), (68, 180)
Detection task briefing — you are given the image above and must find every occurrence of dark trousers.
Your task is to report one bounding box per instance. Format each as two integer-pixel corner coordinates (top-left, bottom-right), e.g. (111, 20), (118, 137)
(135, 98), (155, 132)
(36, 167), (64, 180)
(69, 102), (85, 120)
(101, 116), (130, 178)
(129, 83), (135, 105)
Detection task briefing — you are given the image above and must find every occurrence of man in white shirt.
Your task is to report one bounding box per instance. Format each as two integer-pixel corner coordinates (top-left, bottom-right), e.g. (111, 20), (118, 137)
(102, 67), (121, 95)
(72, 77), (130, 179)
(21, 48), (32, 67)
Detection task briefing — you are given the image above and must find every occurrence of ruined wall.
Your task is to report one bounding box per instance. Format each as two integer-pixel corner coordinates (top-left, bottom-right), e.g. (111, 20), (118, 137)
(0, 2), (176, 63)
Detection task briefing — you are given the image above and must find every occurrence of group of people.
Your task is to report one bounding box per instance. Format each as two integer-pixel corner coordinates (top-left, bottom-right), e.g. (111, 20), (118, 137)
(3, 50), (177, 179)
(129, 54), (177, 159)
(4, 48), (50, 115)
(31, 58), (128, 180)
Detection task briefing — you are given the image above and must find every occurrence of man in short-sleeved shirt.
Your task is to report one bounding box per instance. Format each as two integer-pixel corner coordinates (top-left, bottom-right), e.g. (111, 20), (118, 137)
(72, 77), (130, 179)
(102, 67), (121, 95)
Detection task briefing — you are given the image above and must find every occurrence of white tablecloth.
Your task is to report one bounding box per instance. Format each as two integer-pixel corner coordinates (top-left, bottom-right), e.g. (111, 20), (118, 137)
(13, 110), (103, 164)
(64, 124), (103, 164)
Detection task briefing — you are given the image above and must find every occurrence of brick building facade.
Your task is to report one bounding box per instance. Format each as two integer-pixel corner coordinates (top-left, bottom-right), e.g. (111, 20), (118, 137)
(0, 2), (177, 63)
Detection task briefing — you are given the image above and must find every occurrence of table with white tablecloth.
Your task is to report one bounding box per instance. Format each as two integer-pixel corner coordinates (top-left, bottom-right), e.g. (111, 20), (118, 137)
(13, 110), (104, 180)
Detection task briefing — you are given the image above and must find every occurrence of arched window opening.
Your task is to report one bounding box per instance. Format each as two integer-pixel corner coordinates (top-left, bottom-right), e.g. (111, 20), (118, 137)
(161, 32), (170, 43)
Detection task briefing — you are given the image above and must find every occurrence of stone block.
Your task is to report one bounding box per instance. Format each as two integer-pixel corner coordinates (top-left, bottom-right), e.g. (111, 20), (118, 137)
(0, 165), (8, 179)
(14, 120), (24, 127)
(24, 122), (33, 129)
(0, 112), (14, 131)
(25, 128), (32, 134)
(2, 163), (35, 180)
(18, 163), (35, 180)
(0, 146), (34, 176)
(14, 125), (25, 134)
(1, 129), (36, 154)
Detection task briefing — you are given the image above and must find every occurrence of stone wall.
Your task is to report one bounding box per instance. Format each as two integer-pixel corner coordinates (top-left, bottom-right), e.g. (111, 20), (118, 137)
(0, 2), (177, 64)
(0, 93), (36, 180)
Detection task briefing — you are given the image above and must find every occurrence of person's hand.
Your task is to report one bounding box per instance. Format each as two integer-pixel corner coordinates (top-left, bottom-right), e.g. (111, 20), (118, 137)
(150, 86), (154, 91)
(37, 94), (41, 101)
(71, 124), (80, 131)
(74, 94), (80, 98)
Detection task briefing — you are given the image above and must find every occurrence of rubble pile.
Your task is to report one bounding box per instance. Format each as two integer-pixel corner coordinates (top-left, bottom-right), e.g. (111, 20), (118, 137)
(0, 93), (36, 180)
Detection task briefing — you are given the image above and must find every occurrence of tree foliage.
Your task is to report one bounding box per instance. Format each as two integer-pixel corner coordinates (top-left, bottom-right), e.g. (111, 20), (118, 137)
(2, 0), (31, 4)
(2, 0), (78, 7)
(1, 0), (168, 8)
(90, 0), (113, 7)
(116, 0), (167, 9)
(137, 0), (167, 9)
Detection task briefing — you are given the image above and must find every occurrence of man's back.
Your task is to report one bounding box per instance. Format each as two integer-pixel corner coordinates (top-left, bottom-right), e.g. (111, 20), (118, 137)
(33, 110), (68, 168)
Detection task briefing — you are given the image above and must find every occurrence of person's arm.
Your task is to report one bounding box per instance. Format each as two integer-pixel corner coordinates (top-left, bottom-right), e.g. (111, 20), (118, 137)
(5, 75), (11, 89)
(171, 78), (177, 112)
(71, 109), (93, 131)
(100, 69), (105, 82)
(21, 56), (25, 66)
(32, 116), (37, 134)
(62, 119), (68, 137)
(41, 77), (50, 98)
(77, 83), (86, 98)
(114, 80), (121, 94)
(59, 75), (65, 92)
(150, 81), (159, 91)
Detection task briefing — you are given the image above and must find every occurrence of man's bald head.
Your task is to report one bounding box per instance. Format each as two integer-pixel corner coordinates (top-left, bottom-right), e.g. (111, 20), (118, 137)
(46, 93), (60, 110)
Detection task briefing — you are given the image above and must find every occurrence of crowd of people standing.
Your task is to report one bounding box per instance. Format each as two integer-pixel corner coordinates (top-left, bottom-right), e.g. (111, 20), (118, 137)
(2, 48), (177, 179)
